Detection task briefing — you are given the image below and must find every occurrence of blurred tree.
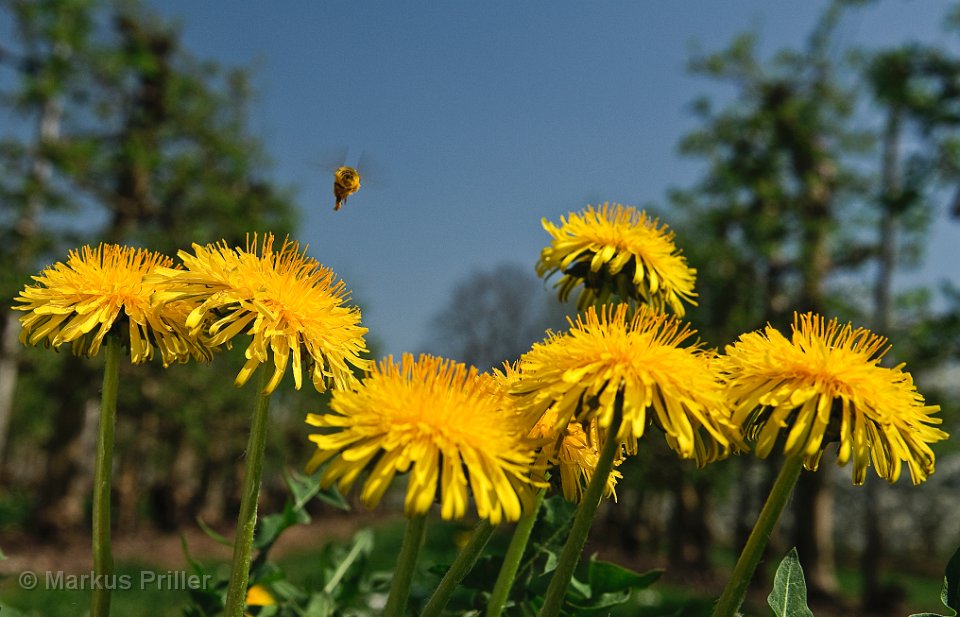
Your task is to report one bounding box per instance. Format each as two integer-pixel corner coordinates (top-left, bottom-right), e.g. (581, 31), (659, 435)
(857, 41), (960, 611)
(0, 0), (299, 535)
(424, 262), (571, 371)
(0, 0), (92, 481)
(0, 0), (103, 535)
(672, 2), (960, 609)
(670, 1), (871, 599)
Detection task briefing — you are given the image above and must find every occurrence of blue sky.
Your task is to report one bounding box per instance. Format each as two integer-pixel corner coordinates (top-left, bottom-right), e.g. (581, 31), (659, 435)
(149, 1), (959, 357)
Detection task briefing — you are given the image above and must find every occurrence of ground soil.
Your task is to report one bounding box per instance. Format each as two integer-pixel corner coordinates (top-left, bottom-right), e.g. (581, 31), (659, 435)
(0, 512), (370, 576)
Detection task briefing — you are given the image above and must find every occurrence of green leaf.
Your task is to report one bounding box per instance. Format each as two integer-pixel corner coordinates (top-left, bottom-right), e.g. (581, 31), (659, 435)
(944, 545), (960, 613)
(586, 557), (662, 594)
(179, 533), (207, 577)
(910, 544), (960, 617)
(195, 516), (233, 547)
(568, 575), (592, 600)
(543, 548), (560, 575)
(301, 593), (336, 617)
(316, 483), (351, 510)
(563, 557), (664, 613)
(0, 603), (29, 617)
(253, 500), (310, 550)
(252, 471), (328, 552)
(323, 529), (375, 595)
(284, 469), (322, 512)
(767, 548), (814, 617)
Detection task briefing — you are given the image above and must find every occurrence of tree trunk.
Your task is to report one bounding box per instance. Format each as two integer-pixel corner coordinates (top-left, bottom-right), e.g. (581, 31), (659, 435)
(0, 314), (23, 465)
(690, 476), (712, 571)
(170, 437), (200, 522)
(862, 101), (903, 614)
(199, 437), (233, 526)
(36, 383), (99, 537)
(795, 468), (838, 599)
(667, 472), (691, 568)
(790, 129), (839, 598)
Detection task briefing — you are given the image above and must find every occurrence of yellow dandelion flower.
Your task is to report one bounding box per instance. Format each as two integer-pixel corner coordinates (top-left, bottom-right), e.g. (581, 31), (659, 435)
(14, 244), (204, 365)
(537, 203), (697, 316)
(306, 354), (538, 524)
(245, 583), (275, 607)
(244, 583), (275, 616)
(512, 304), (733, 465)
(721, 313), (947, 485)
(155, 233), (370, 395)
(530, 409), (621, 502)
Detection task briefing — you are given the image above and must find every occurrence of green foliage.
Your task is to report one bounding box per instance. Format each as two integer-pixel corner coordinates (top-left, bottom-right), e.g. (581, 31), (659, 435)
(910, 545), (960, 617)
(0, 0), (304, 537)
(0, 488), (34, 531)
(762, 545), (960, 617)
(253, 471), (349, 554)
(947, 548), (960, 616)
(566, 558), (661, 615)
(767, 548), (814, 617)
(444, 496), (660, 616)
(183, 471), (375, 617)
(670, 5), (960, 608)
(167, 492), (661, 617)
(672, 0), (869, 336)
(0, 561), (198, 617)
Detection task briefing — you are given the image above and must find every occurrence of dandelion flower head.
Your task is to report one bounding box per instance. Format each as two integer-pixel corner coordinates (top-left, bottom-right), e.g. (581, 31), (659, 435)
(244, 583), (275, 617)
(720, 312), (947, 484)
(155, 233), (370, 394)
(512, 304), (734, 465)
(306, 354), (538, 524)
(537, 203), (697, 316)
(14, 244), (203, 365)
(530, 407), (621, 502)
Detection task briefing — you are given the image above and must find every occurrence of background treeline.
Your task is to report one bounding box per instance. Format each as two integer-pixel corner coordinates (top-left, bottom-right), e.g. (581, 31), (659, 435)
(0, 0), (318, 539)
(1, 0), (959, 614)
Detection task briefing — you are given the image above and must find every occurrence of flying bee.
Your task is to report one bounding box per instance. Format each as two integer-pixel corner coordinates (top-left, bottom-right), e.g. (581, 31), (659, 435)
(314, 147), (381, 212)
(333, 165), (361, 211)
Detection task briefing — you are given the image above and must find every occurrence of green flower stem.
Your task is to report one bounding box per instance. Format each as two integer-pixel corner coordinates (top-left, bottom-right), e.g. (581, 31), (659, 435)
(421, 518), (496, 617)
(91, 336), (120, 617)
(384, 513), (429, 617)
(538, 402), (623, 617)
(487, 488), (546, 617)
(223, 367), (273, 617)
(711, 454), (804, 617)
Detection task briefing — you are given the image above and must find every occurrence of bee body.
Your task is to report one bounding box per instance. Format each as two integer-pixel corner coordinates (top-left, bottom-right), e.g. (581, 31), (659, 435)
(333, 166), (361, 211)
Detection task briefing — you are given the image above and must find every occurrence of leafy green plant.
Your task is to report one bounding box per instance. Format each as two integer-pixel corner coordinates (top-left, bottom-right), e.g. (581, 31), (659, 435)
(443, 495), (662, 616)
(767, 549), (813, 617)
(764, 545), (960, 617)
(910, 545), (960, 617)
(180, 485), (664, 617)
(180, 470), (393, 617)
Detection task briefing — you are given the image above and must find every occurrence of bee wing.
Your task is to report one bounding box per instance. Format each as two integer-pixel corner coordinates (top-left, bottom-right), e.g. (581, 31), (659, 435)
(353, 150), (389, 188)
(311, 145), (350, 173)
